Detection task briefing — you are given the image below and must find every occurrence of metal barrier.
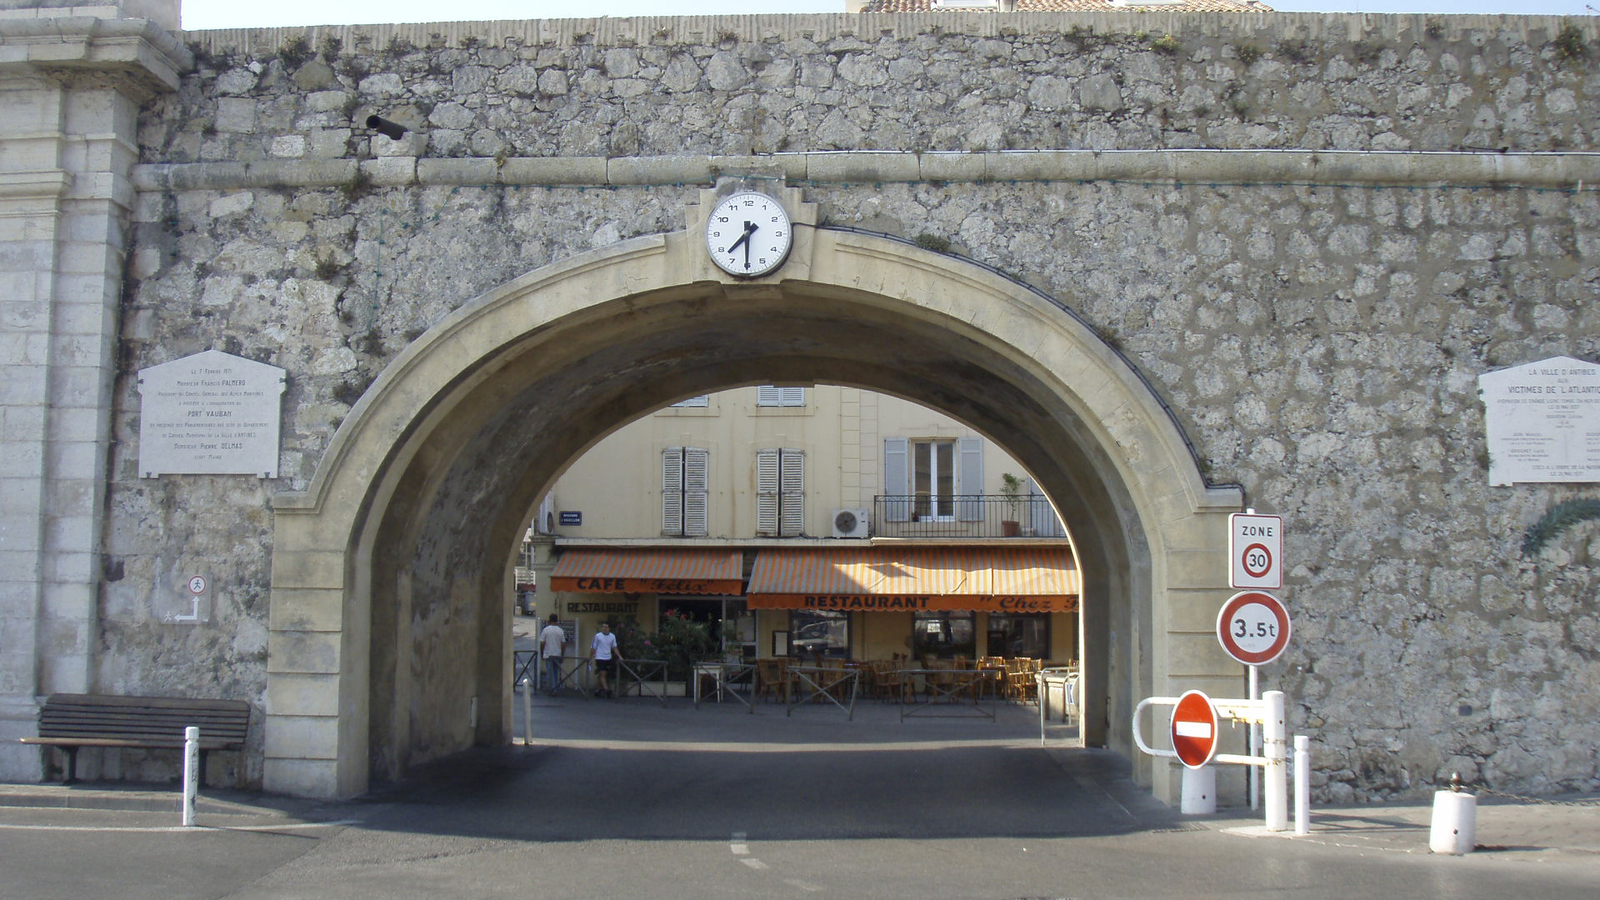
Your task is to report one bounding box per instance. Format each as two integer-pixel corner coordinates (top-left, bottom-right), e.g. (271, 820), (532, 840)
(692, 661), (758, 712)
(785, 666), (860, 719)
(1133, 690), (1299, 832)
(615, 658), (670, 705)
(897, 668), (998, 721)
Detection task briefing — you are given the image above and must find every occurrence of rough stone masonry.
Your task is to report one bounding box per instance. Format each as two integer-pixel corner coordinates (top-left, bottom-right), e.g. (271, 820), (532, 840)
(2, 4), (1597, 800)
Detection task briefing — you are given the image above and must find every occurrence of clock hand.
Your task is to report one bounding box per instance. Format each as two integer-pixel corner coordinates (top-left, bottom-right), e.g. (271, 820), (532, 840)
(726, 220), (755, 253)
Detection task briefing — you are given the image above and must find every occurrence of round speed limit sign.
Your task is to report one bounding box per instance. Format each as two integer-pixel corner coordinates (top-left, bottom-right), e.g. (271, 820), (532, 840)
(1216, 590), (1291, 665)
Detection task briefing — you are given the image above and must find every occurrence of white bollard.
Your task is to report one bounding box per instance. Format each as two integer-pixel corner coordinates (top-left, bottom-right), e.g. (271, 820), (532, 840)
(1293, 735), (1310, 835)
(181, 726), (199, 827)
(1180, 765), (1217, 815)
(521, 678), (533, 746)
(1430, 789), (1477, 855)
(1262, 691), (1288, 832)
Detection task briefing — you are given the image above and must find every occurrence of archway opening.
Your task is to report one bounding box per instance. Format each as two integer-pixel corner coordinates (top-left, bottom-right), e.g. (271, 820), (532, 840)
(268, 227), (1237, 800)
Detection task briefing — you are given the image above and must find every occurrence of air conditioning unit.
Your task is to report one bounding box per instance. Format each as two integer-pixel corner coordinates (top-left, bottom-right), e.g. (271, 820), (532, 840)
(832, 508), (870, 538)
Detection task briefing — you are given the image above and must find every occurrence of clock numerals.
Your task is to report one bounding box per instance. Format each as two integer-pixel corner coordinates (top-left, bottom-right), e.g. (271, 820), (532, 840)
(706, 191), (791, 277)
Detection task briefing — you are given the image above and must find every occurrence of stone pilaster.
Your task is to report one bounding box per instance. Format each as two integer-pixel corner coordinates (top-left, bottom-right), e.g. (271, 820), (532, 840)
(0, 7), (187, 782)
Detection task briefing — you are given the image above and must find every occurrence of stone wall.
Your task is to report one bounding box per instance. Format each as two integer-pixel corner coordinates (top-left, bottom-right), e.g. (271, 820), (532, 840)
(62, 12), (1600, 797)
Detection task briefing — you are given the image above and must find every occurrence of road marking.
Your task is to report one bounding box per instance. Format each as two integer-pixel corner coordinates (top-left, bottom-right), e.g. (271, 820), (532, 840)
(740, 858), (769, 870)
(784, 878), (824, 892)
(730, 831), (750, 855)
(0, 820), (360, 834)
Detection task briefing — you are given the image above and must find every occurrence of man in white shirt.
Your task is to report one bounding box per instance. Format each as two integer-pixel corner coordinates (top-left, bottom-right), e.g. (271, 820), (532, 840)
(591, 621), (621, 698)
(538, 614), (567, 697)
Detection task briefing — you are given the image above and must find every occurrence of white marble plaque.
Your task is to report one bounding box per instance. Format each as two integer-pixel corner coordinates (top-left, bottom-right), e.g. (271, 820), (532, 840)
(1479, 356), (1600, 486)
(138, 349), (286, 478)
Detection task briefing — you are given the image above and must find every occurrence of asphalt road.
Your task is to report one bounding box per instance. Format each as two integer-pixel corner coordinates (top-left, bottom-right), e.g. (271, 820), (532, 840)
(4, 661), (1596, 900)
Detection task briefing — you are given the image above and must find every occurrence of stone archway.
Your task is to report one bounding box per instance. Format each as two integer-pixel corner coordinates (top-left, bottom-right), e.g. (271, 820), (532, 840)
(265, 190), (1243, 800)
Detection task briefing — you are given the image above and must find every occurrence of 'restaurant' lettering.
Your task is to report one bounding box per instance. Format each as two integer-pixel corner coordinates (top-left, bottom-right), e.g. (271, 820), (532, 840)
(803, 595), (932, 610)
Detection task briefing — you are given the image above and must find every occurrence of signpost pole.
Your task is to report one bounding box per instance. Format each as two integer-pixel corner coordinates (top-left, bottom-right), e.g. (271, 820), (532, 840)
(1249, 663), (1260, 811)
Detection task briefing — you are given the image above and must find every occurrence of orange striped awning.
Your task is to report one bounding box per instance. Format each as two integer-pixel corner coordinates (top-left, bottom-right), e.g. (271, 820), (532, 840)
(549, 549), (744, 595)
(747, 547), (1078, 613)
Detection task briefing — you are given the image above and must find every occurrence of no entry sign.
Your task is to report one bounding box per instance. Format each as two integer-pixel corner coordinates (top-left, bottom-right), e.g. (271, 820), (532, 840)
(1170, 690), (1219, 769)
(1229, 512), (1282, 589)
(1216, 590), (1292, 666)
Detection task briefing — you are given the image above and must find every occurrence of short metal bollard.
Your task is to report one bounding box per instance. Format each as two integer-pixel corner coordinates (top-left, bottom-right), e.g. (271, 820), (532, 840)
(1293, 735), (1310, 835)
(181, 726), (199, 827)
(520, 678), (533, 747)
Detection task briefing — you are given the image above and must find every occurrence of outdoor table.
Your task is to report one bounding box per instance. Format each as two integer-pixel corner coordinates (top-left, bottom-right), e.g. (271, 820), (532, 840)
(692, 661), (758, 712)
(1037, 669), (1079, 744)
(896, 668), (1000, 721)
(785, 665), (860, 720)
(615, 658), (670, 705)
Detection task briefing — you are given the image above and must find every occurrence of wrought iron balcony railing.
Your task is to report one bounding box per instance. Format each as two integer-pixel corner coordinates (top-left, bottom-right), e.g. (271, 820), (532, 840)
(871, 495), (1067, 539)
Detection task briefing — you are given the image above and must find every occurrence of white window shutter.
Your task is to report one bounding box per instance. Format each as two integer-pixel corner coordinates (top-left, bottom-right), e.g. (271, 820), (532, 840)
(757, 385), (805, 407)
(756, 449), (780, 537)
(780, 449), (804, 536)
(662, 447), (684, 534)
(671, 395), (709, 408)
(684, 448), (709, 537)
(883, 438), (910, 522)
(958, 437), (984, 521)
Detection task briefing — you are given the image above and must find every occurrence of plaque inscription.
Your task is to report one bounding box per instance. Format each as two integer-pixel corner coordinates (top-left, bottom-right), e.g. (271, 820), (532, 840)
(1479, 356), (1600, 486)
(138, 349), (287, 478)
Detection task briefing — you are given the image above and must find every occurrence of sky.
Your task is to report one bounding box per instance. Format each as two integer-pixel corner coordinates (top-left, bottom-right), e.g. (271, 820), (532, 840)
(180, 0), (1597, 31)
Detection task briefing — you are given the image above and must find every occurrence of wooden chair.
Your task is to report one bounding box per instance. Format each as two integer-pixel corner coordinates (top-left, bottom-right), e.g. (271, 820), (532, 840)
(755, 659), (785, 703)
(1008, 659), (1039, 704)
(979, 657), (1006, 699)
(873, 660), (906, 703)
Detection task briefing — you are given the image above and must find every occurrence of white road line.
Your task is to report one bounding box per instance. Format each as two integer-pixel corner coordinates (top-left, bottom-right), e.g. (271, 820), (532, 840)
(740, 858), (769, 870)
(784, 879), (824, 892)
(0, 819), (360, 833)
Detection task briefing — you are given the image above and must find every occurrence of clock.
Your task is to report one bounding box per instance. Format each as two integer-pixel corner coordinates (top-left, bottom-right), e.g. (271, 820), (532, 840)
(705, 191), (792, 277)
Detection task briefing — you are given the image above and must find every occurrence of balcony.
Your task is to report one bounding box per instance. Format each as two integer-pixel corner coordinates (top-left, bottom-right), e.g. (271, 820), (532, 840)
(870, 495), (1067, 539)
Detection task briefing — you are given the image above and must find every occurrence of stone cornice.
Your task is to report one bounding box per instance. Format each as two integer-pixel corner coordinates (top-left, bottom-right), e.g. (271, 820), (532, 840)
(0, 169), (72, 204)
(0, 16), (192, 97)
(130, 150), (1600, 194)
(183, 12), (1596, 55)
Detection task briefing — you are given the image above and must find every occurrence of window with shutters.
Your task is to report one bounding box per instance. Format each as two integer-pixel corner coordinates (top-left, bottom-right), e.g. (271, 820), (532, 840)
(662, 447), (709, 537)
(912, 440), (956, 520)
(884, 437), (982, 522)
(756, 448), (804, 537)
(756, 385), (806, 407)
(670, 395), (710, 408)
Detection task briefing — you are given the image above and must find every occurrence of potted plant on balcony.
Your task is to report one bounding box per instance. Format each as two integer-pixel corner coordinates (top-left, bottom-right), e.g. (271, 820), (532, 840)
(1000, 473), (1025, 537)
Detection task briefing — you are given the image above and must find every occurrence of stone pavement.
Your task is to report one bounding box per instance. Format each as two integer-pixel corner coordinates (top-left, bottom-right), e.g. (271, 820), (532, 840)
(4, 690), (1597, 863)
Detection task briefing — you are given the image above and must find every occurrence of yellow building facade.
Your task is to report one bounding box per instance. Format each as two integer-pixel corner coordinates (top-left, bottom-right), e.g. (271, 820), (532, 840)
(524, 385), (1081, 675)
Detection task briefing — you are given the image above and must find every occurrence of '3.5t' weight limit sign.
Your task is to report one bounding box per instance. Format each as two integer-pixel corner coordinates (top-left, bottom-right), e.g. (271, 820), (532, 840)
(1229, 512), (1283, 589)
(1216, 591), (1292, 666)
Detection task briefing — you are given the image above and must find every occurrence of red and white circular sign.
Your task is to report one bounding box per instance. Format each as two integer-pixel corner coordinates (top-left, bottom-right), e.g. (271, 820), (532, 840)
(1216, 590), (1291, 666)
(1170, 690), (1219, 769)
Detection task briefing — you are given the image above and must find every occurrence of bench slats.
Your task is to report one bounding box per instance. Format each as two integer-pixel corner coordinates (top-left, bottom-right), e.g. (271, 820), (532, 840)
(22, 693), (252, 784)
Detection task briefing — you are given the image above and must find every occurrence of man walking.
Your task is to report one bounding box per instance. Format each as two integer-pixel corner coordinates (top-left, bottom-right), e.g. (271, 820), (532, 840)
(591, 621), (621, 698)
(538, 614), (566, 697)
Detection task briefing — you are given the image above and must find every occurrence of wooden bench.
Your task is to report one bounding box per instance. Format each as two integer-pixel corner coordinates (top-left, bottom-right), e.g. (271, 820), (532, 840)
(19, 694), (250, 785)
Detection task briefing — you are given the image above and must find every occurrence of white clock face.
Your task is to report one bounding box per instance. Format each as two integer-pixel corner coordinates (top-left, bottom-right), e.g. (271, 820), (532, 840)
(705, 192), (792, 277)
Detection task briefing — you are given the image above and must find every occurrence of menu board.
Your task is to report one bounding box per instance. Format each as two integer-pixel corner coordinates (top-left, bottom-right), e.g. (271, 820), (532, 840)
(1479, 356), (1600, 486)
(138, 349), (286, 478)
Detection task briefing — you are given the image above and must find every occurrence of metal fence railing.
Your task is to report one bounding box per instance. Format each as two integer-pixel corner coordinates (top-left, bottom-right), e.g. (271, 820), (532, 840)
(871, 495), (1066, 539)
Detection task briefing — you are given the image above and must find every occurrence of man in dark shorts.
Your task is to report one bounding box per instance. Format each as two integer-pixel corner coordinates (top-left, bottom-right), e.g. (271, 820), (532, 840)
(591, 621), (621, 698)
